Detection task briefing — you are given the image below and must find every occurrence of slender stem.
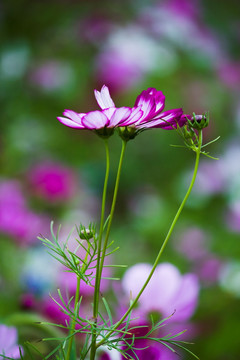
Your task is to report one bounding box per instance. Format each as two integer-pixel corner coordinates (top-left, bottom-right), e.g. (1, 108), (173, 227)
(66, 275), (81, 360)
(97, 131), (202, 349)
(90, 139), (110, 360)
(98, 140), (127, 281)
(90, 140), (127, 360)
(93, 139), (110, 319)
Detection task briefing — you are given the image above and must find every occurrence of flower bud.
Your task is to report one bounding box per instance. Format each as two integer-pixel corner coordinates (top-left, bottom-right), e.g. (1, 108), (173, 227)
(188, 112), (209, 130)
(80, 228), (95, 240)
(118, 126), (138, 141)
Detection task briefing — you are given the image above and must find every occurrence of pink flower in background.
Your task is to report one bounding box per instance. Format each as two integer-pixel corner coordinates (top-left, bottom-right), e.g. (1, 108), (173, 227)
(195, 256), (222, 285)
(28, 162), (77, 203)
(0, 179), (47, 245)
(193, 160), (225, 195)
(226, 202), (240, 233)
(217, 61), (240, 90)
(0, 180), (26, 208)
(122, 262), (199, 323)
(95, 25), (178, 92)
(174, 227), (209, 261)
(29, 60), (73, 91)
(0, 325), (22, 359)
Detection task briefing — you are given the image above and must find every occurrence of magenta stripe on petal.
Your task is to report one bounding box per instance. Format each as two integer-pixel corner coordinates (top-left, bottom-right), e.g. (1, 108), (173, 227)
(121, 106), (143, 126)
(110, 107), (132, 127)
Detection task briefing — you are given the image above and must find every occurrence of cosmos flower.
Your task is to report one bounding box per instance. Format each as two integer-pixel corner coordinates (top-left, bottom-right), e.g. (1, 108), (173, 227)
(57, 85), (142, 138)
(28, 161), (77, 203)
(0, 325), (22, 359)
(57, 85), (186, 139)
(122, 262), (199, 322)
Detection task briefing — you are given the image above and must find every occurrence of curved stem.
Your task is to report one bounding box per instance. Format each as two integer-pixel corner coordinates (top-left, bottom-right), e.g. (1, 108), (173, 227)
(97, 131), (202, 349)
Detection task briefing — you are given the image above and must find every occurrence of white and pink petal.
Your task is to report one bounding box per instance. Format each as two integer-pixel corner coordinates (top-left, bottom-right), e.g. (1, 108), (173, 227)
(82, 110), (109, 129)
(94, 85), (115, 110)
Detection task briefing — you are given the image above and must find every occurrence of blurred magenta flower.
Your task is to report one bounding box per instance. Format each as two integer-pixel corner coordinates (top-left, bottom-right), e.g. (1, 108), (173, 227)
(122, 262), (199, 323)
(29, 60), (73, 92)
(57, 85), (186, 137)
(174, 227), (209, 261)
(95, 25), (177, 92)
(195, 256), (222, 285)
(0, 324), (22, 359)
(28, 161), (77, 203)
(217, 60), (240, 90)
(0, 180), (26, 208)
(0, 179), (47, 245)
(121, 323), (179, 360)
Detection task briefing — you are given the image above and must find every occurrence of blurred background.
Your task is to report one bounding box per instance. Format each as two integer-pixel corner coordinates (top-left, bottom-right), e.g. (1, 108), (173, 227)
(1, 0), (240, 359)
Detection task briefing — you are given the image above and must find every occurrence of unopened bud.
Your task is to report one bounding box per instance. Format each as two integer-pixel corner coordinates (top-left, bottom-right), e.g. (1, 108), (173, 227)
(80, 228), (95, 240)
(118, 126), (138, 141)
(188, 112), (209, 130)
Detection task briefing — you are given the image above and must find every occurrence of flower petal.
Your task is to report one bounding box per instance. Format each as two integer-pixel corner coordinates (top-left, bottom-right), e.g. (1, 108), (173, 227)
(57, 110), (85, 128)
(94, 85), (115, 110)
(109, 107), (132, 127)
(57, 116), (85, 128)
(121, 106), (143, 126)
(82, 110), (109, 129)
(137, 109), (183, 129)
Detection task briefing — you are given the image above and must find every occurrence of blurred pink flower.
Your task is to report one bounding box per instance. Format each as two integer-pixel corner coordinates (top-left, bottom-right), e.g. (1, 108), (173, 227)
(225, 202), (240, 233)
(0, 179), (47, 245)
(0, 324), (22, 359)
(95, 25), (177, 92)
(29, 60), (73, 91)
(28, 162), (78, 203)
(0, 180), (26, 207)
(217, 61), (240, 90)
(122, 262), (199, 323)
(174, 227), (209, 261)
(195, 256), (223, 285)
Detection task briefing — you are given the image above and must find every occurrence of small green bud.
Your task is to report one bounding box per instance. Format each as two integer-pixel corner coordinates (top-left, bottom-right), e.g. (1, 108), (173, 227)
(188, 112), (209, 130)
(80, 228), (95, 240)
(118, 126), (138, 141)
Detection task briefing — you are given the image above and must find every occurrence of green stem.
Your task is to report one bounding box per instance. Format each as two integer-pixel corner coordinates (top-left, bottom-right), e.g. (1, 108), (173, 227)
(66, 275), (81, 360)
(97, 130), (202, 349)
(90, 140), (127, 360)
(93, 139), (110, 319)
(90, 140), (110, 360)
(98, 140), (127, 282)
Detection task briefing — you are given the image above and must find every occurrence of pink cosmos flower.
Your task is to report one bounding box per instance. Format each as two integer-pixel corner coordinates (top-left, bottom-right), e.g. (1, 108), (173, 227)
(57, 85), (186, 138)
(0, 325), (22, 359)
(122, 262), (199, 323)
(0, 179), (47, 245)
(28, 161), (77, 203)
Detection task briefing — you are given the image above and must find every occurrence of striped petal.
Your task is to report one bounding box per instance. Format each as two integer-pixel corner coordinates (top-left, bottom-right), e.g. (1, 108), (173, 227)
(121, 106), (143, 126)
(137, 109), (183, 129)
(109, 107), (132, 127)
(82, 110), (109, 129)
(94, 85), (115, 110)
(57, 116), (85, 128)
